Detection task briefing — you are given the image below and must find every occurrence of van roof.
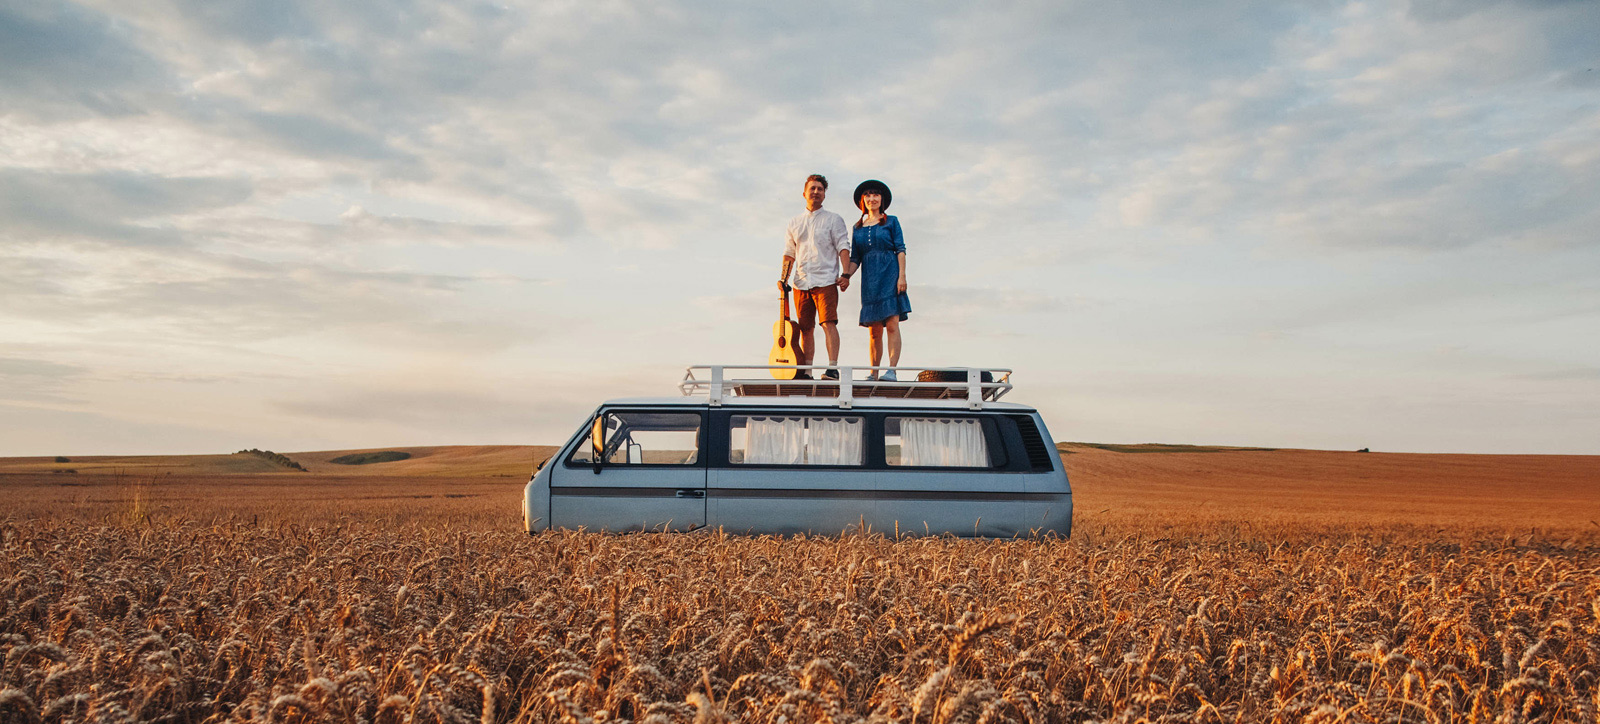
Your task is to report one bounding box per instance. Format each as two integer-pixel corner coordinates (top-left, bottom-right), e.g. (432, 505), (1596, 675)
(601, 396), (1039, 412)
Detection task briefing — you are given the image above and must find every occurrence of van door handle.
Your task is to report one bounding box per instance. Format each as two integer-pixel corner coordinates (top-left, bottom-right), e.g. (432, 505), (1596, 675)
(675, 489), (705, 499)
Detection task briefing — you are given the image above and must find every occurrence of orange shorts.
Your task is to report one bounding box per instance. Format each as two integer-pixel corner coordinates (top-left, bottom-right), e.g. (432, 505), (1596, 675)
(794, 284), (839, 327)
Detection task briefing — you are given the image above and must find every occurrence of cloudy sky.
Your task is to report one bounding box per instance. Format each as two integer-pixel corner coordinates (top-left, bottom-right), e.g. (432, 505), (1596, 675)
(2, 0), (1597, 456)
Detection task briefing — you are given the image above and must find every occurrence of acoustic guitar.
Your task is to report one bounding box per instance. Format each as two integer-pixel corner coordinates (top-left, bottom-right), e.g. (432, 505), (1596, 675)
(769, 283), (800, 379)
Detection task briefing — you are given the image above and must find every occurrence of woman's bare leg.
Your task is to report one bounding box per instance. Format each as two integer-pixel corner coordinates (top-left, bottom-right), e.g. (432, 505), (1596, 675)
(885, 316), (902, 367)
(867, 322), (884, 371)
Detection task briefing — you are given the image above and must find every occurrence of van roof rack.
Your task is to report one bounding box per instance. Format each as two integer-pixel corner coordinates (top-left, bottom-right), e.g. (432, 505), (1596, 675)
(679, 365), (1013, 410)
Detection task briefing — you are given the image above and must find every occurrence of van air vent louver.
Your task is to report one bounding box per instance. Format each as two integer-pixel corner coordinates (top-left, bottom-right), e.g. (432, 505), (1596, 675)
(1010, 415), (1055, 472)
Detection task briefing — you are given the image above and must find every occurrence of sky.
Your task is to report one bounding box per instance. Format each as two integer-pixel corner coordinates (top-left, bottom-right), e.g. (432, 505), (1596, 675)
(2, 0), (1598, 456)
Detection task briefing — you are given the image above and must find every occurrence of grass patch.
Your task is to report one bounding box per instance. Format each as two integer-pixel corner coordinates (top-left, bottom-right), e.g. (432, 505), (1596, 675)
(329, 450), (413, 466)
(235, 449), (309, 471)
(1064, 442), (1278, 453)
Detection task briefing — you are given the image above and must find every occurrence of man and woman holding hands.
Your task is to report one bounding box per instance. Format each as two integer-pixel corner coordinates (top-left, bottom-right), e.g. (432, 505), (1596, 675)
(779, 174), (911, 381)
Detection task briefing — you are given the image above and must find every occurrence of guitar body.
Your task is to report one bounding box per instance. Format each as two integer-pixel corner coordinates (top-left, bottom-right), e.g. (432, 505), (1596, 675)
(770, 318), (800, 375)
(770, 286), (801, 379)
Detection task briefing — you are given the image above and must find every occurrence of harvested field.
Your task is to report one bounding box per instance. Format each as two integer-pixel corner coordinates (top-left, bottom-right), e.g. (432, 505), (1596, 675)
(1061, 446), (1600, 540)
(2, 446), (1598, 723)
(0, 446), (555, 479)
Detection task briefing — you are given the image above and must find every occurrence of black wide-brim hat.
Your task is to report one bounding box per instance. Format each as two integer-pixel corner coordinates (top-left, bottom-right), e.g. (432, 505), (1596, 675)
(853, 179), (891, 212)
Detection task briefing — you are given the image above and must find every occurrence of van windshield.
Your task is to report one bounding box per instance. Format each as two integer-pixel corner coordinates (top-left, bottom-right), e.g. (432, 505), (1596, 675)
(570, 411), (702, 465)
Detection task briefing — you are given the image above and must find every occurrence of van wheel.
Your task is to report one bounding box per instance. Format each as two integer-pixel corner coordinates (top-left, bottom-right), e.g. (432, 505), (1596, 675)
(916, 369), (993, 383)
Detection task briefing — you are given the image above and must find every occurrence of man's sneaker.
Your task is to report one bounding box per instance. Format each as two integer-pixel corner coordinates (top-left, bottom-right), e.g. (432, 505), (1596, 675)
(881, 370), (898, 382)
(822, 367), (840, 380)
(793, 370), (813, 380)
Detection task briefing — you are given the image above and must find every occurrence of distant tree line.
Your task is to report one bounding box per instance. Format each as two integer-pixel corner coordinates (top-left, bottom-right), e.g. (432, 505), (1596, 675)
(235, 449), (308, 472)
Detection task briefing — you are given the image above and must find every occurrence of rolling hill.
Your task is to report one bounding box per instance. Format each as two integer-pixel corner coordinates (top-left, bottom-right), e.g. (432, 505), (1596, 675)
(0, 445), (558, 478)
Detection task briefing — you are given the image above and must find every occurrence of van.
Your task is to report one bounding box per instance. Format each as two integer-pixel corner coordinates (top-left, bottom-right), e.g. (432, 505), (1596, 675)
(523, 365), (1071, 537)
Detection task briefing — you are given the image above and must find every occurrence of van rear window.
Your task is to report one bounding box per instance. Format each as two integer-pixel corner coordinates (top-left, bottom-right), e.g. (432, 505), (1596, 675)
(885, 417), (991, 467)
(729, 415), (864, 466)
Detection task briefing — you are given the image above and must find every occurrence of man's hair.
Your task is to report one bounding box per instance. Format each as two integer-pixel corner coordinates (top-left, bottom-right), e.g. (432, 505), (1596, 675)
(804, 174), (828, 191)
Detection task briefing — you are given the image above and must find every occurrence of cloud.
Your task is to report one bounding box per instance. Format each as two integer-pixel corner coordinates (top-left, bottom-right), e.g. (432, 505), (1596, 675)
(0, 356), (86, 403)
(916, 285), (1081, 317)
(4, 0), (1599, 454)
(274, 380), (597, 443)
(0, 0), (170, 119)
(0, 168), (253, 246)
(216, 205), (575, 248)
(906, 0), (1600, 256)
(231, 107), (416, 165)
(163, 1), (316, 45)
(1516, 368), (1600, 382)
(0, 401), (298, 457)
(278, 387), (525, 428)
(0, 357), (82, 378)
(0, 247), (541, 350)
(37, 0), (1592, 261)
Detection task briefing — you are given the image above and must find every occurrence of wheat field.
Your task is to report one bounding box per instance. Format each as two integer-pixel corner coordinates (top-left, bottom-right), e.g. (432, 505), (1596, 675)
(3, 451), (1599, 723)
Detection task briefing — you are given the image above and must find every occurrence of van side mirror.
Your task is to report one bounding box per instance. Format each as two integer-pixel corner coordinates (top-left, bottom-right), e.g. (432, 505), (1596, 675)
(591, 415), (606, 474)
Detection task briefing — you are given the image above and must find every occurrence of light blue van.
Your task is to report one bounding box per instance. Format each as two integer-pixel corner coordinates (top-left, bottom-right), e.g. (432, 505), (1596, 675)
(523, 366), (1071, 537)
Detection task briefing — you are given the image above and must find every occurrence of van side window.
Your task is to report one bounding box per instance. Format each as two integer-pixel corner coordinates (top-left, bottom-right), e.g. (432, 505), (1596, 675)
(885, 417), (991, 467)
(729, 415), (864, 466)
(569, 411), (702, 465)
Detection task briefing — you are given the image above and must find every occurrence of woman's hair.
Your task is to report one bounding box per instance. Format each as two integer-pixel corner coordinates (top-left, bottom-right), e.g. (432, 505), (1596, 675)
(851, 206), (889, 229)
(854, 199), (886, 229)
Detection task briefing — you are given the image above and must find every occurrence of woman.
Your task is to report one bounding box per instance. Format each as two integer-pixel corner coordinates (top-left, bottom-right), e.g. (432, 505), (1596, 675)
(848, 179), (911, 381)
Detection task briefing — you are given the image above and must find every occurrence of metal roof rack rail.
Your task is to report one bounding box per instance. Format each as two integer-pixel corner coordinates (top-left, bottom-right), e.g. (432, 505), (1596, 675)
(679, 365), (1013, 410)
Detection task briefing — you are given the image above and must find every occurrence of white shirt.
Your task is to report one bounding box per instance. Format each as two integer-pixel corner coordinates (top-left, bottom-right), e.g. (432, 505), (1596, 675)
(784, 207), (851, 290)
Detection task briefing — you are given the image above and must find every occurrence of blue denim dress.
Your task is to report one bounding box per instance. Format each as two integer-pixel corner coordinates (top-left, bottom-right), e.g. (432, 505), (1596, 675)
(850, 215), (912, 326)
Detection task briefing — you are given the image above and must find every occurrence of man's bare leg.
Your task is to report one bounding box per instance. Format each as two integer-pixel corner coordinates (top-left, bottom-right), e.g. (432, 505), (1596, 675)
(820, 321), (840, 366)
(796, 325), (814, 372)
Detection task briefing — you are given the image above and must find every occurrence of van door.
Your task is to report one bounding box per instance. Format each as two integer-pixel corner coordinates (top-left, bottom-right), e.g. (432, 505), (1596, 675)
(709, 411), (872, 535)
(547, 409), (707, 532)
(874, 414), (1026, 537)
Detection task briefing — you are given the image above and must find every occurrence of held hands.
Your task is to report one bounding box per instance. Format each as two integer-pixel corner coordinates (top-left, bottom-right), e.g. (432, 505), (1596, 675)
(838, 275), (850, 292)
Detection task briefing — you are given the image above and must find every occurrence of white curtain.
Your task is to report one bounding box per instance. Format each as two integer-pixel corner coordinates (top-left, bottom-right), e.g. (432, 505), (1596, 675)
(807, 417), (863, 465)
(901, 418), (987, 467)
(745, 416), (804, 464)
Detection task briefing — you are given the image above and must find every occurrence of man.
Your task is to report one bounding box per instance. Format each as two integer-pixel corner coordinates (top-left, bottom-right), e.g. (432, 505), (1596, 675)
(779, 174), (854, 380)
